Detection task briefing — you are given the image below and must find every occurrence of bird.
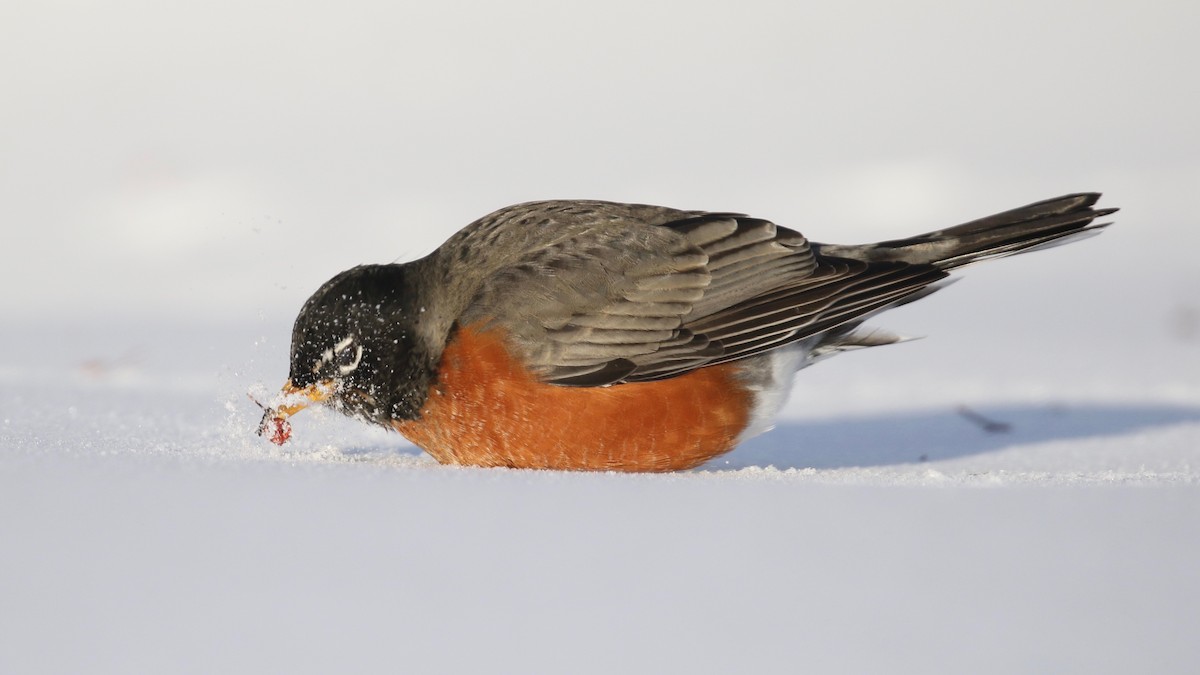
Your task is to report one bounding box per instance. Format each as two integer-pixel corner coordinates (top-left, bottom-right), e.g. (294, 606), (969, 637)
(258, 193), (1116, 472)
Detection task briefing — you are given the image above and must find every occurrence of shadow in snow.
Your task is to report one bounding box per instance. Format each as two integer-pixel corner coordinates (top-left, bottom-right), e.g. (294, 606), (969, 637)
(337, 403), (1200, 471)
(706, 403), (1200, 471)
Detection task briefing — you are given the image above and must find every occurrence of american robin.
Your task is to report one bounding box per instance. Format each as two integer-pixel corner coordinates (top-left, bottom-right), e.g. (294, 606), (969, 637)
(259, 193), (1116, 471)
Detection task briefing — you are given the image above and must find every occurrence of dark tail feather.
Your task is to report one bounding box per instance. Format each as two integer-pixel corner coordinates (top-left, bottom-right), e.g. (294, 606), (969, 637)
(823, 193), (1118, 270)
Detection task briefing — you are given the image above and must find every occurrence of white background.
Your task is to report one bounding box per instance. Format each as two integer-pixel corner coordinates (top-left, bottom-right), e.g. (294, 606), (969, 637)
(2, 1), (1198, 673)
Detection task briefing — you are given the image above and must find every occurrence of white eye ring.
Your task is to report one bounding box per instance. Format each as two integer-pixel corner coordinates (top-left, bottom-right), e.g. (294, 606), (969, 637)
(336, 344), (364, 374)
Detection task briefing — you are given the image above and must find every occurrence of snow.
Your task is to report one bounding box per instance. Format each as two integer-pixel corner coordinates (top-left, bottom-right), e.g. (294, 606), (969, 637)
(3, 310), (1198, 675)
(4, 1), (1200, 673)
(4, 454), (1198, 675)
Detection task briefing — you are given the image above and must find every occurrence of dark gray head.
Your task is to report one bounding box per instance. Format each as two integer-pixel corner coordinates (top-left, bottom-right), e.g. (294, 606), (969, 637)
(287, 264), (436, 423)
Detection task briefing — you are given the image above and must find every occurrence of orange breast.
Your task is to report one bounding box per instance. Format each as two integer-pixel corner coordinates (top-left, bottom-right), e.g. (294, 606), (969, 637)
(392, 325), (752, 472)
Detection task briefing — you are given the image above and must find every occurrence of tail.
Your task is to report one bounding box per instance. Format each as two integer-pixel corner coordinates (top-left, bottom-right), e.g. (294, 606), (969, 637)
(821, 193), (1118, 270)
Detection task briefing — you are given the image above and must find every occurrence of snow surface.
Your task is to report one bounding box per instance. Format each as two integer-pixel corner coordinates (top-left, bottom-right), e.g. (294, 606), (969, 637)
(4, 1), (1200, 673)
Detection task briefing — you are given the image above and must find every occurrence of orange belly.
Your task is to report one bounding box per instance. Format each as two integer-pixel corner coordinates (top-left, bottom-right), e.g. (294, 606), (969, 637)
(392, 325), (752, 472)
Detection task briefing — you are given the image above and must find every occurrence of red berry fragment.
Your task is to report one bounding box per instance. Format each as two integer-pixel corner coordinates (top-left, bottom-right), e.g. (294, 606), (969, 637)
(256, 407), (293, 446)
(267, 416), (292, 445)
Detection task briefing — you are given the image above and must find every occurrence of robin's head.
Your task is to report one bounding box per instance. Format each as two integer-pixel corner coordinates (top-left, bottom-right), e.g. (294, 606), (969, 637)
(263, 264), (438, 434)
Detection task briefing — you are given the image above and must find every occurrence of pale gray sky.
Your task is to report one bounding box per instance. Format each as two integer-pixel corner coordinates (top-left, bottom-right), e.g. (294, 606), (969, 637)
(2, 0), (1197, 322)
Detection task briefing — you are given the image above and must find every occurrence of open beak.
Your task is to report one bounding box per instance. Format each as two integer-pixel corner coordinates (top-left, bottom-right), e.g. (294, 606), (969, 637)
(273, 379), (333, 417)
(256, 379), (333, 445)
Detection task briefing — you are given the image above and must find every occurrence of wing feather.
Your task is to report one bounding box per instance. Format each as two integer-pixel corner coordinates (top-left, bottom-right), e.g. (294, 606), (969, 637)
(452, 201), (945, 387)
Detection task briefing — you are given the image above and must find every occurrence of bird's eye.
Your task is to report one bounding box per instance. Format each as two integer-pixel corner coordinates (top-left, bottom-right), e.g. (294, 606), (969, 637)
(334, 338), (363, 374)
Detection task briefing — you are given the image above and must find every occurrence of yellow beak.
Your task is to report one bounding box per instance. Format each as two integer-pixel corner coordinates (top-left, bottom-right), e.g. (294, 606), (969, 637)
(271, 379), (334, 418)
(256, 379), (334, 444)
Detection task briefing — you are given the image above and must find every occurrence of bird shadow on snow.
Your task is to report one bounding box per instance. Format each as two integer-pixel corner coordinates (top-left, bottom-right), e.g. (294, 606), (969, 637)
(339, 403), (1200, 472)
(705, 403), (1200, 471)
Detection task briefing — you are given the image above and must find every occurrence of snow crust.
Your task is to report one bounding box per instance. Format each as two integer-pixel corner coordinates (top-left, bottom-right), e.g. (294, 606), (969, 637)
(2, 317), (1197, 674)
